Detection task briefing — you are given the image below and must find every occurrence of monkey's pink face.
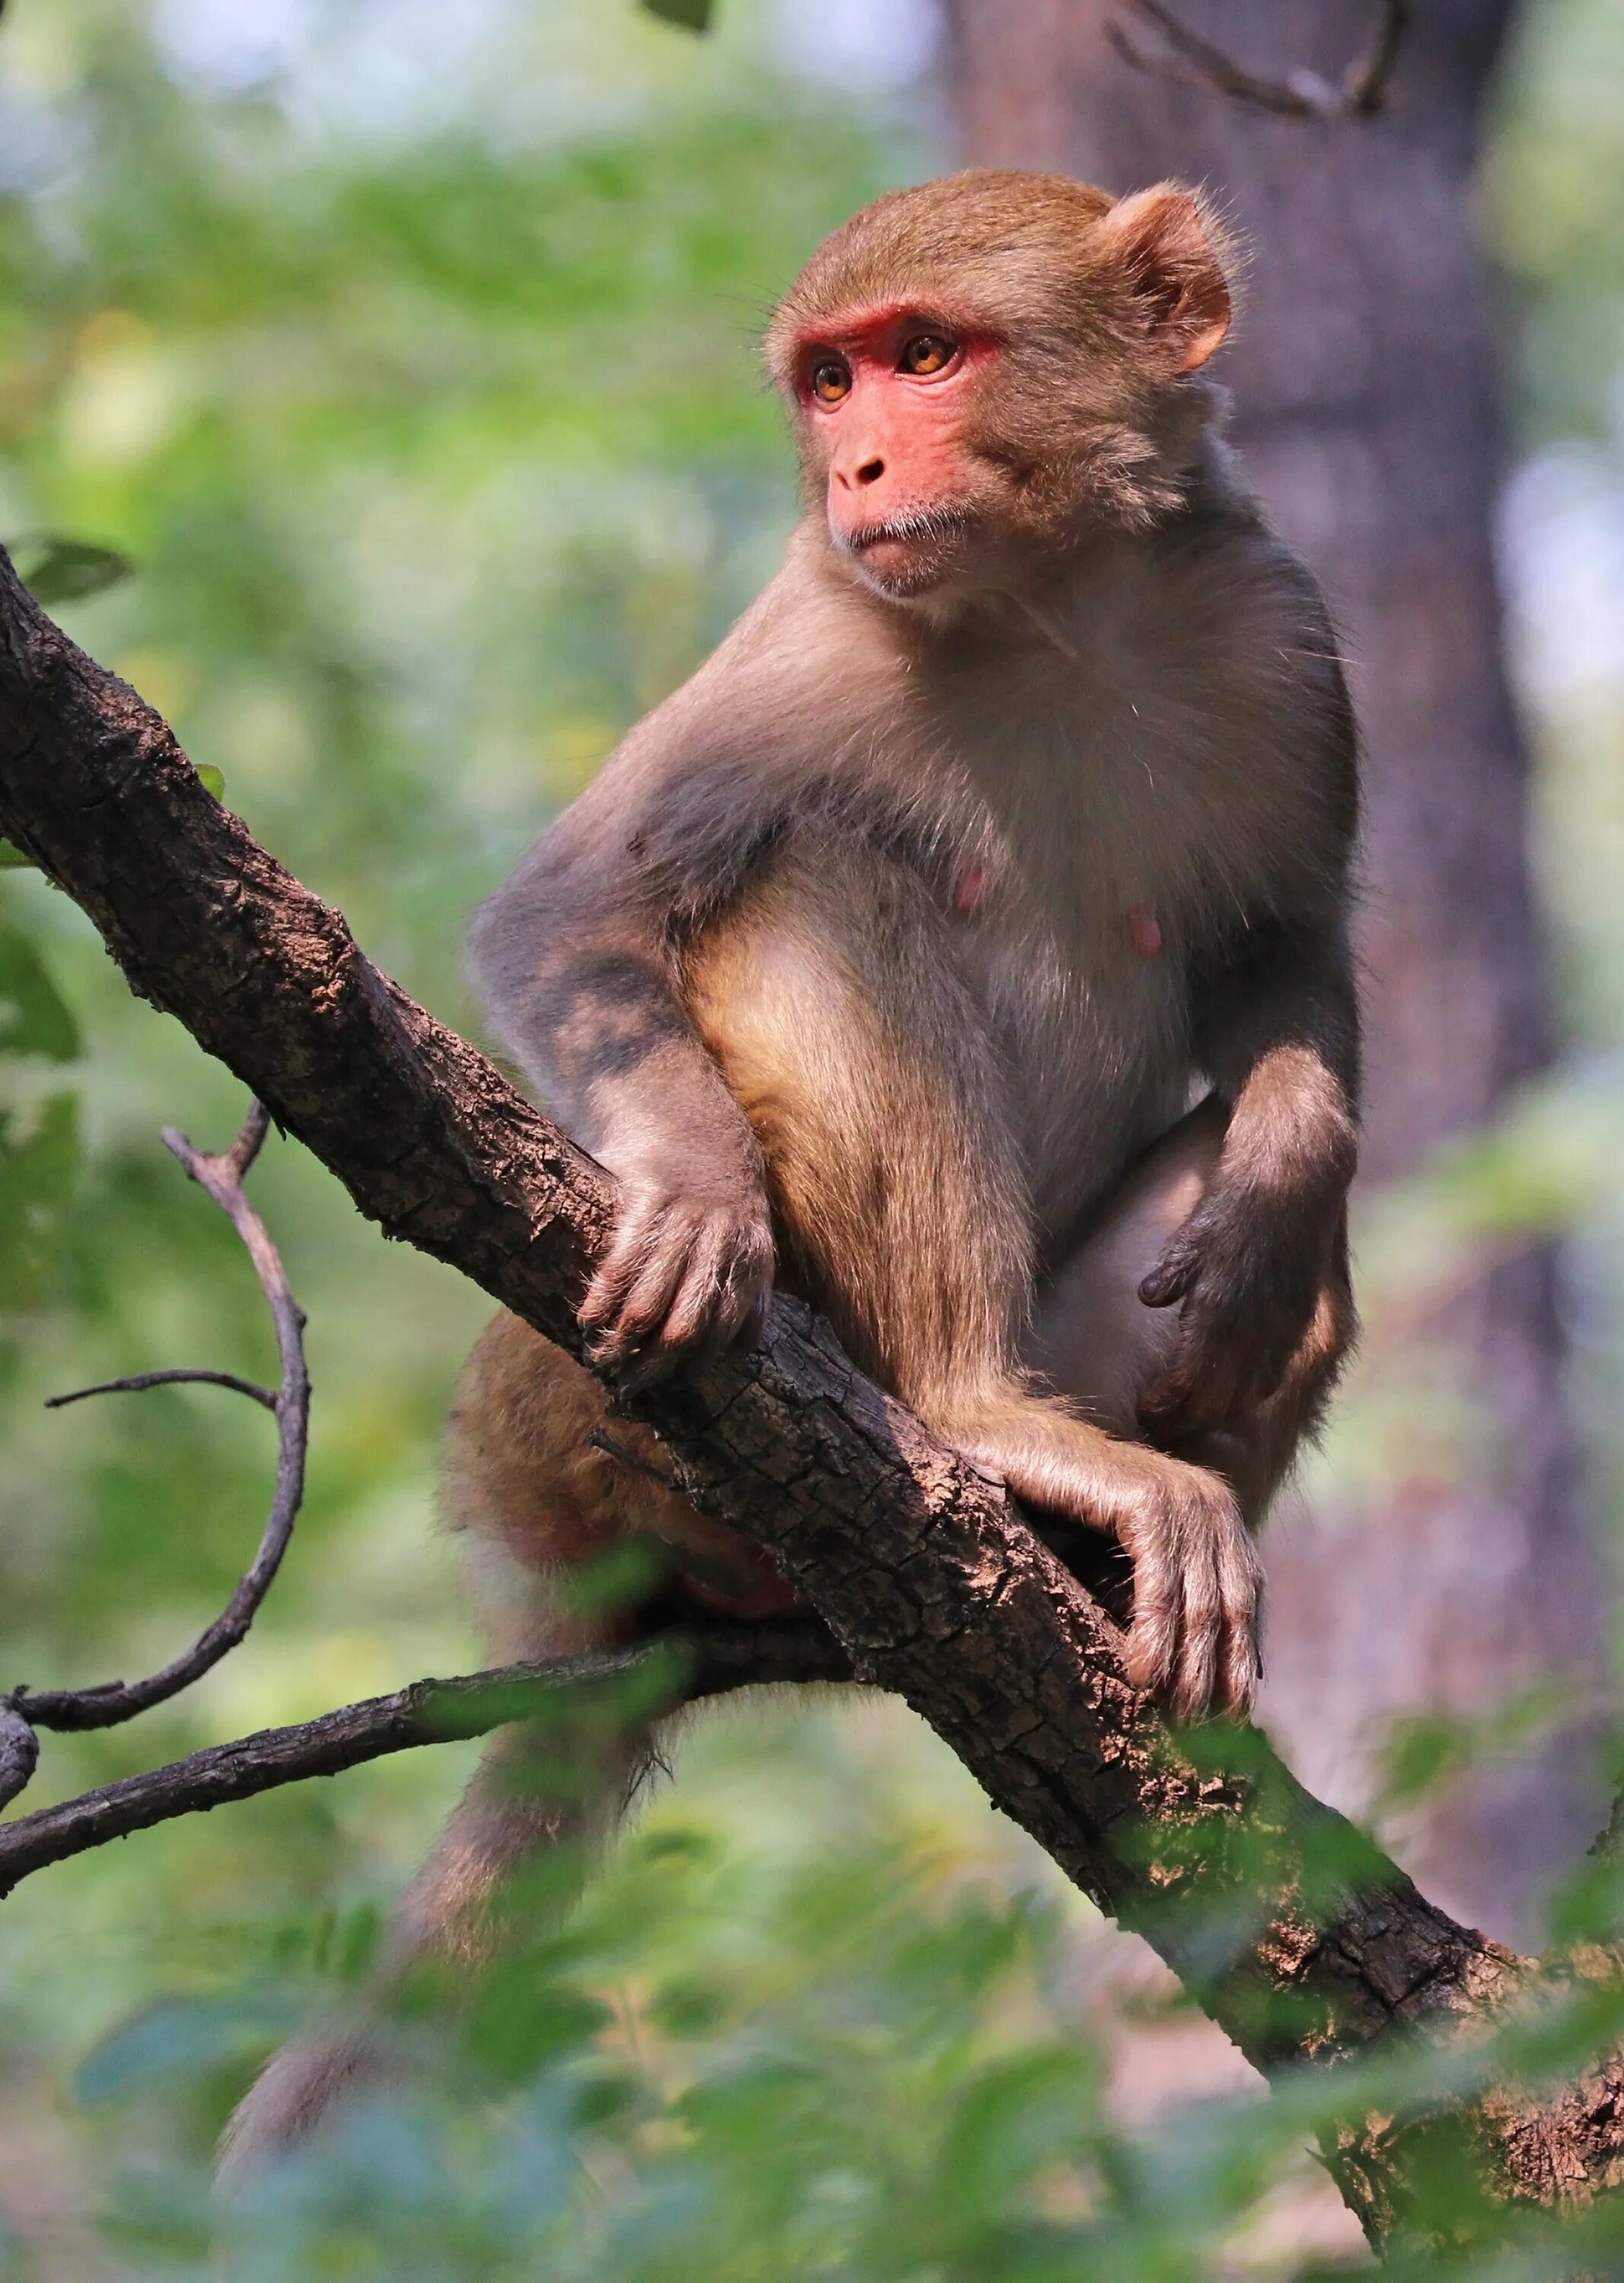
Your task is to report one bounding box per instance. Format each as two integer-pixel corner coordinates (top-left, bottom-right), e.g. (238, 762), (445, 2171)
(791, 306), (999, 599)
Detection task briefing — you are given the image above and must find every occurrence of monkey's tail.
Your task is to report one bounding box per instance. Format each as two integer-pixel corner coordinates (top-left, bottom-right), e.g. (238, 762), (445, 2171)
(215, 1715), (655, 2187)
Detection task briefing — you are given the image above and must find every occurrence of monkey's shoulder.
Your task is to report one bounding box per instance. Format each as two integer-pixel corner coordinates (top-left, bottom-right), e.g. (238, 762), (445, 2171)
(601, 552), (910, 785)
(567, 511), (1352, 950)
(1066, 515), (1355, 891)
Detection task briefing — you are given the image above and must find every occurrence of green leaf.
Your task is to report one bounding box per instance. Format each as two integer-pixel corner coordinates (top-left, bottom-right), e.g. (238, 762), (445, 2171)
(0, 925), (81, 1061)
(12, 536), (134, 605)
(75, 1999), (251, 2105)
(642, 0), (714, 29)
(195, 763), (226, 798)
(0, 841), (34, 870)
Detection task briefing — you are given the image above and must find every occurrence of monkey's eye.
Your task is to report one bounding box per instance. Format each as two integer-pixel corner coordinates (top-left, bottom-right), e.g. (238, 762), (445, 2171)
(810, 355), (852, 404)
(901, 333), (956, 376)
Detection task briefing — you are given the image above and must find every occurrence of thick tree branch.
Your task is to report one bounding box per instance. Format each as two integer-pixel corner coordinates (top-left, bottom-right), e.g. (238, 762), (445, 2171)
(0, 1702), (38, 1814)
(0, 549), (1615, 2244)
(0, 1620), (850, 1896)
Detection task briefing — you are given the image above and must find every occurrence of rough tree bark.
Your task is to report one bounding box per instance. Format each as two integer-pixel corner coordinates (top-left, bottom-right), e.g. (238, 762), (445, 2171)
(2, 555), (1623, 2248)
(942, 0), (1600, 1944)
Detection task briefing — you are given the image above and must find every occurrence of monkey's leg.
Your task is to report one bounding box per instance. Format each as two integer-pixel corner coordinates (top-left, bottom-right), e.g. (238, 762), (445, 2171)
(219, 1320), (779, 2183)
(1030, 1103), (1355, 1680)
(1027, 1102), (1228, 1448)
(686, 852), (1259, 1719)
(216, 1705), (653, 2186)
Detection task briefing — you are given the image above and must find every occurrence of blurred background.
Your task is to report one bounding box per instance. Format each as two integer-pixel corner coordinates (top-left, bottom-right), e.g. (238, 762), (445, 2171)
(1, 1), (1623, 2273)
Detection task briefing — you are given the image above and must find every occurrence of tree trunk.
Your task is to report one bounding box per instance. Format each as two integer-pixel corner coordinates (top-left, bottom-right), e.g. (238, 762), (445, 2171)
(941, 0), (1601, 1941)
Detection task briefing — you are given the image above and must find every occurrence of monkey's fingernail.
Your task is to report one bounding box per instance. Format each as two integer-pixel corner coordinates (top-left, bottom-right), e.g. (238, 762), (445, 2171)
(621, 1342), (689, 1392)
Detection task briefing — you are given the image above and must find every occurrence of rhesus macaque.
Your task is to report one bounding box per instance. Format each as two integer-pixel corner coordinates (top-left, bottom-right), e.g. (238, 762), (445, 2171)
(222, 169), (1357, 2170)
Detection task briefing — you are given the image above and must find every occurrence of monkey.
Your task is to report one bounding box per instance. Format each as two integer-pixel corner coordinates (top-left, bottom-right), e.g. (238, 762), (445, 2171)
(220, 169), (1358, 2173)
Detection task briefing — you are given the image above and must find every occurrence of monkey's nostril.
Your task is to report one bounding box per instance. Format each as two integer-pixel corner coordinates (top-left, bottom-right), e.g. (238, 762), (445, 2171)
(855, 457), (885, 486)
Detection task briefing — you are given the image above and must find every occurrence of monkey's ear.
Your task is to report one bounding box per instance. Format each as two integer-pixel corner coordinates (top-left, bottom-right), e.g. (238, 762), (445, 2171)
(1102, 186), (1233, 375)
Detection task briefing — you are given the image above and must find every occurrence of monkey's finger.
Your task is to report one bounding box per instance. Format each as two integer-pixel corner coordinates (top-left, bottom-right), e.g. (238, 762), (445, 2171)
(695, 1255), (773, 1369)
(1214, 1530), (1263, 1718)
(1218, 1595), (1263, 1720)
(1122, 1527), (1181, 1700)
(712, 1224), (774, 1331)
(1169, 1537), (1221, 1722)
(734, 1282), (772, 1354)
(645, 1221), (742, 1361)
(1138, 1312), (1253, 1431)
(1137, 1348), (1215, 1429)
(579, 1203), (669, 1335)
(1138, 1237), (1202, 1310)
(590, 1220), (701, 1371)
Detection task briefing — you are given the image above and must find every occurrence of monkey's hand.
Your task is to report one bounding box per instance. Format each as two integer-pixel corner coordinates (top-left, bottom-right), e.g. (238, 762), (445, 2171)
(1135, 1189), (1329, 1432)
(579, 1161), (774, 1390)
(1101, 1448), (1263, 1721)
(957, 1422), (1259, 1719)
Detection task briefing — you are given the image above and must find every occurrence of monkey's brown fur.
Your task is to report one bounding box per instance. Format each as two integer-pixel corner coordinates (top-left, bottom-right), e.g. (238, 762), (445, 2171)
(223, 170), (1358, 2172)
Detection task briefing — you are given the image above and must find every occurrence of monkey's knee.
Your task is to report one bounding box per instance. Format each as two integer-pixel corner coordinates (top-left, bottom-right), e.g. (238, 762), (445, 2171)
(446, 1313), (638, 1569)
(446, 1311), (798, 1625)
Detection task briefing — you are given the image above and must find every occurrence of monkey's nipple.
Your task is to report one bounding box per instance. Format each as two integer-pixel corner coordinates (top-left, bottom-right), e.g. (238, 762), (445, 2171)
(1125, 904), (1162, 958)
(954, 864), (989, 915)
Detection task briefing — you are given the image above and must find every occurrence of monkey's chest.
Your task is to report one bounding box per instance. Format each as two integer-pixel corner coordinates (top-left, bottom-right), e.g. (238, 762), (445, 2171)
(951, 871), (1196, 1237)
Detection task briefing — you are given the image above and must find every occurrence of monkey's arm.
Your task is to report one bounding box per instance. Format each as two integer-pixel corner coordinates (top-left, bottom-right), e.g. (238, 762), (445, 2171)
(469, 757), (779, 1385)
(1138, 915), (1359, 1432)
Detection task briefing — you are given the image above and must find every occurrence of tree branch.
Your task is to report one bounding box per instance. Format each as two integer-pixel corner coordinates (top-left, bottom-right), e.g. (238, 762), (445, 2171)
(0, 1620), (850, 1896)
(1106, 0), (1410, 121)
(0, 1702), (38, 1815)
(16, 1102), (310, 1736)
(0, 546), (1616, 2246)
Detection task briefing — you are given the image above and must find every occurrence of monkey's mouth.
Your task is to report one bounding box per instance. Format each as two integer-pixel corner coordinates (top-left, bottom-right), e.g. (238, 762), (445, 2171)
(838, 507), (976, 593)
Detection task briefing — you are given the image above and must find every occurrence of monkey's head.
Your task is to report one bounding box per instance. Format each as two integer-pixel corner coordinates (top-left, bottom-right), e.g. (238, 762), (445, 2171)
(766, 169), (1236, 604)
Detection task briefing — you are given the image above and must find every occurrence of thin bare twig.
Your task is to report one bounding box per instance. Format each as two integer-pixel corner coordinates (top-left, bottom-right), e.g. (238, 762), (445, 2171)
(45, 1369), (275, 1412)
(588, 1425), (681, 1490)
(0, 1619), (849, 1895)
(16, 1102), (310, 1737)
(1107, 0), (1409, 122)
(1344, 0), (1411, 113)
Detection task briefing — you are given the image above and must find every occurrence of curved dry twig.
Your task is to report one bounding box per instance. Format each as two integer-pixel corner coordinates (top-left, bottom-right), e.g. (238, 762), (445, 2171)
(0, 1619), (849, 1896)
(1107, 0), (1410, 122)
(16, 1101), (310, 1737)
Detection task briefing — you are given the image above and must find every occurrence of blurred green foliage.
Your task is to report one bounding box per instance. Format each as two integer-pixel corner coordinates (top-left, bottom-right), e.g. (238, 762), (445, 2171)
(0, 0), (1622, 2275)
(643, 0), (717, 30)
